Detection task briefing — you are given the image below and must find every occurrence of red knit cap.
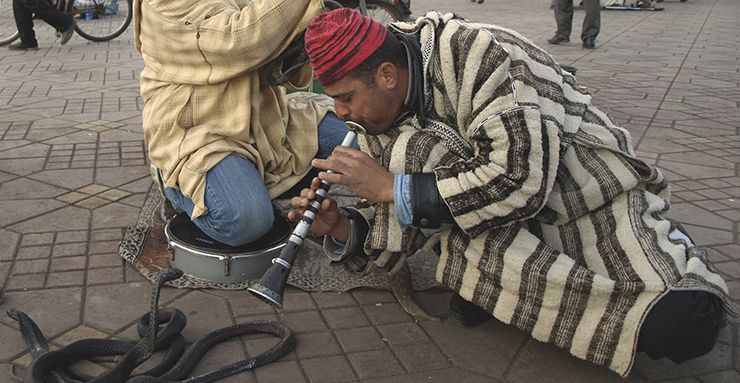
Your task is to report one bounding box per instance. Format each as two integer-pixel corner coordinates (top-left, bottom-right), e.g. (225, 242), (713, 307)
(305, 8), (387, 87)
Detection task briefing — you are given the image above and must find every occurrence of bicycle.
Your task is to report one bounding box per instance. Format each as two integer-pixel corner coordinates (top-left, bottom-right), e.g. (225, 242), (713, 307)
(0, 0), (132, 46)
(340, 0), (412, 23)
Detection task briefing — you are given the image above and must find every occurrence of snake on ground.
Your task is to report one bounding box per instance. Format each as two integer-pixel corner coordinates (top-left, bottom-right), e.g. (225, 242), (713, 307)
(8, 268), (296, 383)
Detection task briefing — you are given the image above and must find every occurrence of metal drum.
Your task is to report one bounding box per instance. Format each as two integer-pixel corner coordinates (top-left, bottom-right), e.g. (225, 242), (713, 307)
(165, 212), (291, 282)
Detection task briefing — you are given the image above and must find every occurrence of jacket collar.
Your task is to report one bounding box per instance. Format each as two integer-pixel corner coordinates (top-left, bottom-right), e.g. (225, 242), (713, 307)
(393, 33), (424, 127)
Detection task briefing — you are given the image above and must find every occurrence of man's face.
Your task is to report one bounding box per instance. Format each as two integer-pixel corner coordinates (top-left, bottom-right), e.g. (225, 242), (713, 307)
(323, 73), (402, 136)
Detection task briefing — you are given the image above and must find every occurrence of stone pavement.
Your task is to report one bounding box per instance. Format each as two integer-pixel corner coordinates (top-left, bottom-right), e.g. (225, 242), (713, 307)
(1, 0), (739, 381)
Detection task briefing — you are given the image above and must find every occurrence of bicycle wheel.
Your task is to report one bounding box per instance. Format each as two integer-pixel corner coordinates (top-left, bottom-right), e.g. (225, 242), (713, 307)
(0, 0), (21, 46)
(69, 0), (131, 42)
(347, 0), (404, 24)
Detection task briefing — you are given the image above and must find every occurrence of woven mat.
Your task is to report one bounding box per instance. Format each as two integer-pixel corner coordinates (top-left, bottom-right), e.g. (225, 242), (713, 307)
(119, 184), (442, 292)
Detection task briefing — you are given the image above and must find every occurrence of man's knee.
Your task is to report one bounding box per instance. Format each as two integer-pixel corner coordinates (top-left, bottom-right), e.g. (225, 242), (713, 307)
(637, 290), (725, 363)
(199, 201), (275, 247)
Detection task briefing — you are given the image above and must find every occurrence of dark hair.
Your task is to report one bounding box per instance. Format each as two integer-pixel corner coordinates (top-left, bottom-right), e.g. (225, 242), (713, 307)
(348, 29), (407, 87)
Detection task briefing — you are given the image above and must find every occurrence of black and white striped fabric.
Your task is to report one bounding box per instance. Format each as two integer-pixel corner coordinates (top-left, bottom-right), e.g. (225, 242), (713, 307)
(349, 12), (736, 376)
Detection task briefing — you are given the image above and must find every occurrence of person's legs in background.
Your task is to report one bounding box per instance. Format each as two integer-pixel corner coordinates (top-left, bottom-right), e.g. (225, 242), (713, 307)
(12, 0), (39, 48)
(548, 0), (574, 44)
(11, 0), (75, 49)
(581, 0), (601, 48)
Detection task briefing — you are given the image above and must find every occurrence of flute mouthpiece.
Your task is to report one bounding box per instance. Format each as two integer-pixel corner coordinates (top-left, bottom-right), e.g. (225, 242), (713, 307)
(345, 121), (367, 135)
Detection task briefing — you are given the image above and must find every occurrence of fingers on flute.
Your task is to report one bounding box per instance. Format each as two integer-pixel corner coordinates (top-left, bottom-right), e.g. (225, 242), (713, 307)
(311, 177), (323, 189)
(287, 210), (301, 223)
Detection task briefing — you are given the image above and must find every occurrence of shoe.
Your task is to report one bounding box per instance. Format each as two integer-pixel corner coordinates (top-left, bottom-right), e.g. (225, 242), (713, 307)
(447, 293), (492, 327)
(6, 41), (39, 50)
(547, 35), (569, 45)
(60, 19), (75, 45)
(560, 64), (578, 76)
(635, 0), (656, 7)
(582, 37), (595, 49)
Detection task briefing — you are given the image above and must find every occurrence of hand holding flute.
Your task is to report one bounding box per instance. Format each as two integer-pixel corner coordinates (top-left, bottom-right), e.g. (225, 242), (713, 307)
(248, 121), (374, 308)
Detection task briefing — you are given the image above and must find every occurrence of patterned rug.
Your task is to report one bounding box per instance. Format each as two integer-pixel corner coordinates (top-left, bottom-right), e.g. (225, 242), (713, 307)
(119, 183), (442, 292)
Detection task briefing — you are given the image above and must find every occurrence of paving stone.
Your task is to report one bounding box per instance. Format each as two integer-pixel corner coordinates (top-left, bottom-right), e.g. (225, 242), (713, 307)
(88, 253), (123, 269)
(87, 267), (124, 285)
(13, 259), (50, 274)
(376, 322), (430, 347)
(351, 288), (397, 305)
(16, 245), (52, 260)
(231, 295), (278, 318)
(301, 355), (356, 382)
(281, 311), (327, 333)
(335, 327), (386, 353)
(27, 168), (95, 190)
(508, 338), (625, 383)
(0, 230), (22, 261)
(0, 178), (66, 200)
(253, 360), (309, 383)
(89, 240), (121, 255)
(322, 306), (370, 330)
(362, 301), (413, 325)
(76, 196), (112, 209)
(6, 273), (47, 290)
(363, 368), (500, 383)
(47, 270), (86, 288)
(8, 206), (90, 234)
(281, 288), (318, 312)
(393, 342), (450, 373)
(0, 324), (31, 361)
(346, 348), (404, 379)
(311, 291), (357, 309)
(83, 282), (176, 333)
(169, 290), (236, 341)
(421, 319), (526, 380)
(0, 199), (69, 228)
(90, 202), (142, 229)
(294, 331), (342, 359)
(0, 287), (83, 339)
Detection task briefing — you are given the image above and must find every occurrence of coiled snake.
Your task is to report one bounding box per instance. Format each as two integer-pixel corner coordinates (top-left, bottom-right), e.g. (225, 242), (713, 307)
(8, 268), (296, 383)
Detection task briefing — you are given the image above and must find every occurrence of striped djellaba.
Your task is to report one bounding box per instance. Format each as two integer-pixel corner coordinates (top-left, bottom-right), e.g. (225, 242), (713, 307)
(345, 11), (736, 376)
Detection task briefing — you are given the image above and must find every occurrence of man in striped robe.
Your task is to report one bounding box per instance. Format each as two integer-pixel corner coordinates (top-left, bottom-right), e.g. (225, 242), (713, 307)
(292, 8), (736, 376)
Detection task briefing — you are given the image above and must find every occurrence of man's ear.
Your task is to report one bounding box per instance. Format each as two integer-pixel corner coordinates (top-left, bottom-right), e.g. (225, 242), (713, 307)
(377, 62), (398, 90)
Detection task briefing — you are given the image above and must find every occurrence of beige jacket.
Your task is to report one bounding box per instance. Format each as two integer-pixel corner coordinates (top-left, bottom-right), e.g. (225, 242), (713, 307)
(134, 0), (328, 218)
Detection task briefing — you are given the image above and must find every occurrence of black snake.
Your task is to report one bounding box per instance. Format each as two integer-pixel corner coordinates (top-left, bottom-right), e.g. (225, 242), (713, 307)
(8, 268), (296, 383)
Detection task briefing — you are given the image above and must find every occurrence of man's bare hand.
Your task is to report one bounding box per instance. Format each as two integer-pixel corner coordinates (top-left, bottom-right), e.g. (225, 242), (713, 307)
(288, 178), (349, 242)
(311, 146), (395, 203)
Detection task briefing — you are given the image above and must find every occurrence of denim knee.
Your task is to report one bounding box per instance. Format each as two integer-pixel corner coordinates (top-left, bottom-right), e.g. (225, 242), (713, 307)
(316, 112), (359, 159)
(195, 198), (274, 247)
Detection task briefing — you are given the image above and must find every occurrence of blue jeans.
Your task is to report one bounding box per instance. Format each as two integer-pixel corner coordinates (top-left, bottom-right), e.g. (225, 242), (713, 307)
(164, 113), (358, 246)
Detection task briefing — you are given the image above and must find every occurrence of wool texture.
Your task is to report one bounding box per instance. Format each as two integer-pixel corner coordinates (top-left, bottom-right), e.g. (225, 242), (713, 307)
(344, 11), (736, 376)
(305, 8), (387, 87)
